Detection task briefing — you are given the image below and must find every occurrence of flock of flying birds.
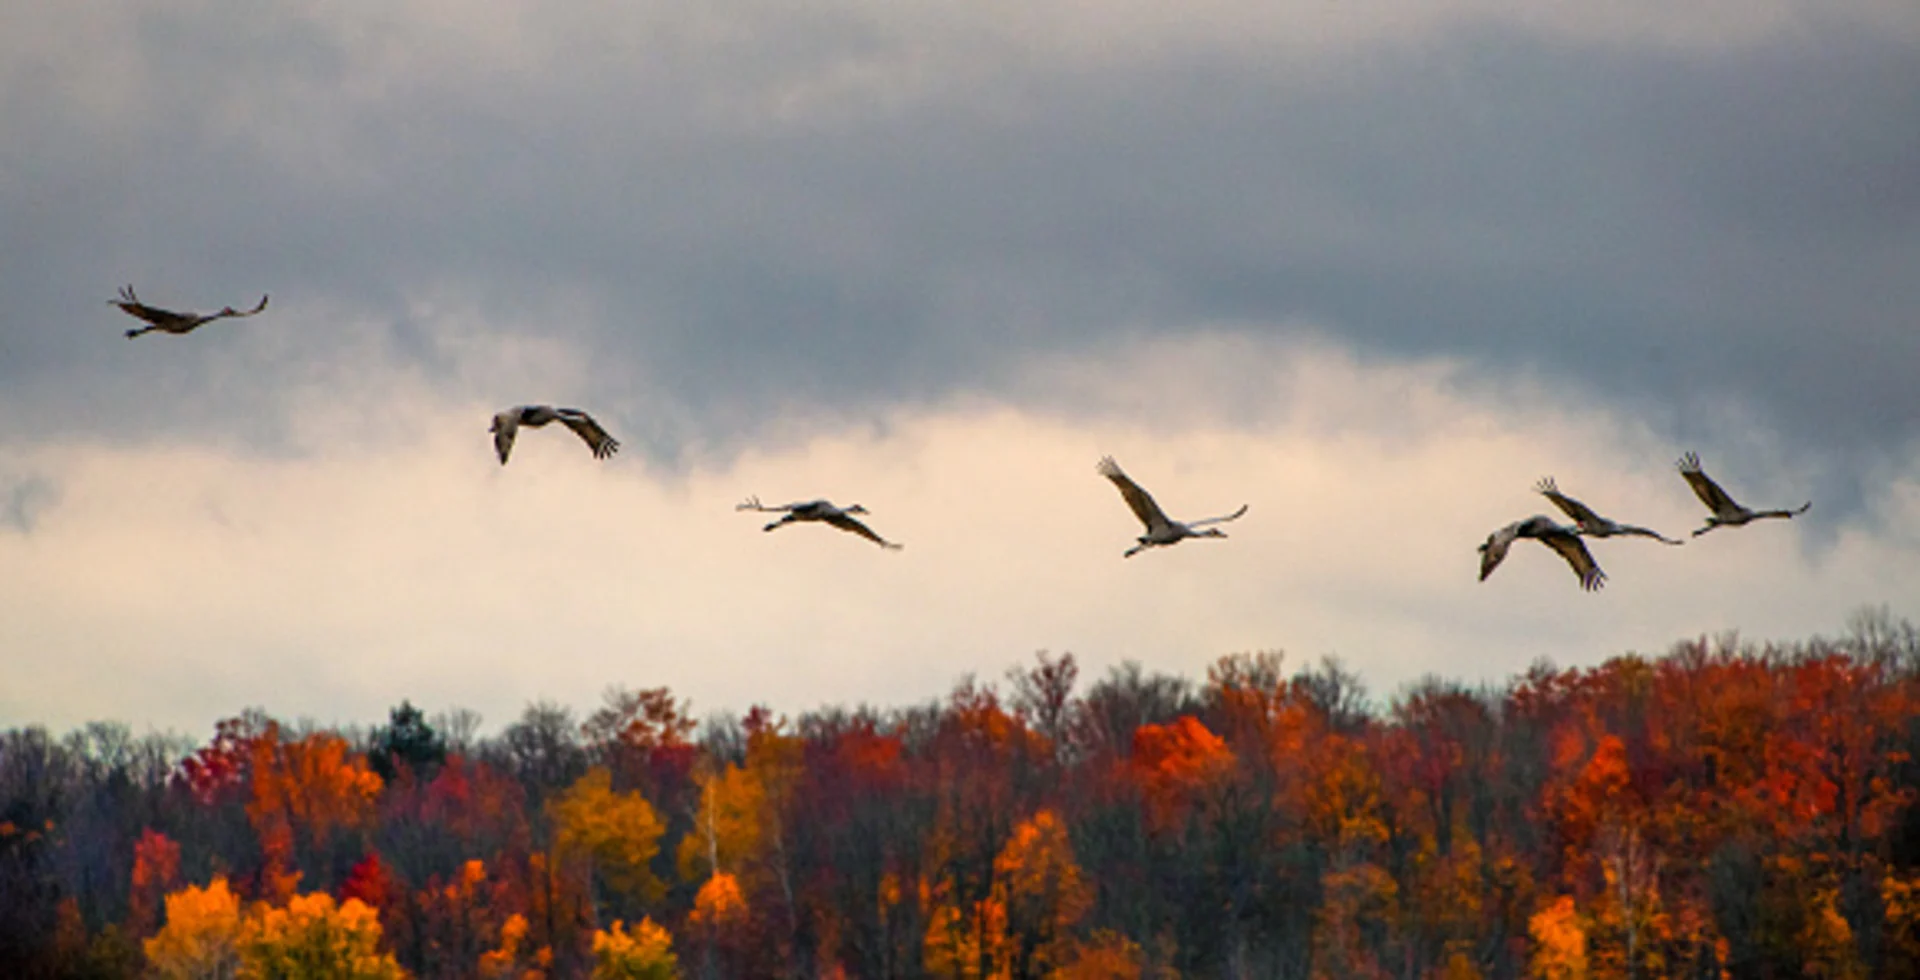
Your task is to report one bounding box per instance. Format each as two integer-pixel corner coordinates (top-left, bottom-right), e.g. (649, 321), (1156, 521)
(111, 286), (1813, 589)
(1477, 459), (1811, 592)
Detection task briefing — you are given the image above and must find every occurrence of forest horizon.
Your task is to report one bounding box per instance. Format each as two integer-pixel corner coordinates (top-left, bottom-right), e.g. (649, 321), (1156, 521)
(4, 609), (1919, 978)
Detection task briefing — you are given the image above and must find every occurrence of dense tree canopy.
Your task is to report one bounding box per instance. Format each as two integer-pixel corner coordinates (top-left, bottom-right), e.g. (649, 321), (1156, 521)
(3, 612), (1919, 978)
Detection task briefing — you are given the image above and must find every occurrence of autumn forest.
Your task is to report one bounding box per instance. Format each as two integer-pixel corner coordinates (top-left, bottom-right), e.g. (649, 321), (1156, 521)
(5, 612), (1920, 979)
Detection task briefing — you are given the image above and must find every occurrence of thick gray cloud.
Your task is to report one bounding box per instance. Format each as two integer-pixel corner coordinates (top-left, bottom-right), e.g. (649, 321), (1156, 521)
(3, 4), (1916, 486)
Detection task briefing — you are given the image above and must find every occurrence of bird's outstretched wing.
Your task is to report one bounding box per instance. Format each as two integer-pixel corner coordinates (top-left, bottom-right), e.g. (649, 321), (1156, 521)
(825, 511), (902, 550)
(1187, 504), (1249, 529)
(1535, 477), (1602, 527)
(111, 285), (194, 327)
(1538, 530), (1607, 591)
(218, 295), (270, 319)
(490, 409), (525, 465)
(1097, 456), (1171, 531)
(556, 409), (619, 460)
(1614, 524), (1685, 545)
(1478, 521), (1522, 581)
(493, 426), (517, 465)
(1677, 452), (1741, 515)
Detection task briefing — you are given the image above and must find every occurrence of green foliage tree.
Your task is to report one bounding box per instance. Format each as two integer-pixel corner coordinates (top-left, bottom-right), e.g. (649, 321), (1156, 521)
(370, 700), (447, 784)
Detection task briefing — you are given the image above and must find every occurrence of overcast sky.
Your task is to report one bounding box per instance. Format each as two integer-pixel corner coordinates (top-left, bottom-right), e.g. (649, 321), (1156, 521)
(3, 0), (1917, 736)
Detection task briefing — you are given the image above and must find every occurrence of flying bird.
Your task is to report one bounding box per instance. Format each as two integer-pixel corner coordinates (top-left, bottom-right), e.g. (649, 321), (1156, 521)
(111, 285), (269, 339)
(1478, 515), (1607, 591)
(1676, 452), (1810, 537)
(1535, 477), (1683, 545)
(736, 497), (902, 550)
(490, 406), (620, 464)
(1097, 456), (1247, 558)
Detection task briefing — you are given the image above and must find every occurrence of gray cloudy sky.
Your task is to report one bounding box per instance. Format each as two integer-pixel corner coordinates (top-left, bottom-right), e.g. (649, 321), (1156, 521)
(3, 1), (1917, 735)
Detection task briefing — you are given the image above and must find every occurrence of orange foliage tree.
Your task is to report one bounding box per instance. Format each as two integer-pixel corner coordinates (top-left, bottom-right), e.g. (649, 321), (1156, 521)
(1129, 715), (1234, 832)
(244, 723), (384, 901)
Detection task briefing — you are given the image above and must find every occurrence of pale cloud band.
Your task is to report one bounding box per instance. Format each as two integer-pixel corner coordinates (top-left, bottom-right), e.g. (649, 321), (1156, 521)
(2, 336), (1912, 733)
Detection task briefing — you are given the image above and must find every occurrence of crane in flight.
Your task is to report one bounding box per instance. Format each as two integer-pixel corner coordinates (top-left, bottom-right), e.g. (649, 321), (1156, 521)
(490, 406), (620, 464)
(1676, 452), (1809, 537)
(1535, 477), (1683, 545)
(736, 497), (903, 550)
(1097, 456), (1247, 558)
(1478, 515), (1607, 591)
(111, 285), (269, 339)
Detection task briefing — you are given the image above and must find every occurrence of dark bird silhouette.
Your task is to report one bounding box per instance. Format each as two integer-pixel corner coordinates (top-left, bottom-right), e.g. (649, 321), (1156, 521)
(1677, 452), (1809, 537)
(1479, 515), (1606, 591)
(736, 496), (902, 550)
(1098, 456), (1247, 558)
(490, 406), (619, 464)
(1536, 477), (1683, 545)
(111, 285), (269, 339)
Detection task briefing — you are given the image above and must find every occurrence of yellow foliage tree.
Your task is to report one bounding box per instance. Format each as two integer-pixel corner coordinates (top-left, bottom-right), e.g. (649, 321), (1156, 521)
(592, 918), (680, 980)
(479, 913), (549, 980)
(144, 876), (244, 980)
(993, 809), (1092, 978)
(550, 767), (668, 909)
(1528, 895), (1589, 980)
(923, 894), (1011, 980)
(676, 713), (805, 933)
(676, 762), (765, 882)
(1795, 886), (1865, 980)
(1438, 945), (1484, 980)
(237, 891), (405, 980)
(923, 808), (1095, 979)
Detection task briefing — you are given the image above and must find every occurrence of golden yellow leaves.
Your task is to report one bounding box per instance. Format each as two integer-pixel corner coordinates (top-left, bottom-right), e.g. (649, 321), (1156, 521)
(144, 877), (404, 980)
(922, 808), (1094, 979)
(480, 913), (550, 980)
(922, 894), (1010, 980)
(550, 767), (668, 906)
(1527, 896), (1589, 980)
(993, 809), (1093, 943)
(144, 877), (243, 980)
(591, 918), (679, 980)
(676, 762), (766, 882)
(1882, 872), (1920, 972)
(240, 892), (404, 980)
